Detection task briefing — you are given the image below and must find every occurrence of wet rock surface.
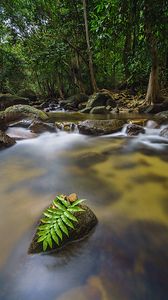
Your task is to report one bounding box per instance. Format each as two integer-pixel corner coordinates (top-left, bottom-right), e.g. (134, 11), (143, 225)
(29, 120), (56, 133)
(126, 124), (145, 136)
(55, 122), (76, 132)
(78, 119), (125, 135)
(0, 130), (16, 149)
(28, 204), (98, 254)
(160, 127), (168, 138)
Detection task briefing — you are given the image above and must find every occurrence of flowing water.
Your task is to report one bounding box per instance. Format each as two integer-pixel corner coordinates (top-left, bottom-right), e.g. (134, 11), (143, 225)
(0, 116), (168, 300)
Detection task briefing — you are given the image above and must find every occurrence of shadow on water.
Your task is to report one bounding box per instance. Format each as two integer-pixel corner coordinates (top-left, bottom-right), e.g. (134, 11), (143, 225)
(0, 126), (168, 300)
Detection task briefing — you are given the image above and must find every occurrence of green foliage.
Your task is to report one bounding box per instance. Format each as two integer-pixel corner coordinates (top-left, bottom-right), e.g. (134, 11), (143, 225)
(37, 195), (85, 252)
(0, 0), (168, 94)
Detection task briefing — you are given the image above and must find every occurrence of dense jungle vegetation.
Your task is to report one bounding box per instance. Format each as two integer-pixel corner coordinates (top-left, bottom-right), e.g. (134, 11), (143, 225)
(0, 0), (168, 103)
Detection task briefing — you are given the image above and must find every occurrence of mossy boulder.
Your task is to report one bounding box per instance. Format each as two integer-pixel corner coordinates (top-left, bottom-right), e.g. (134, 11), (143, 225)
(1, 105), (48, 124)
(0, 93), (29, 110)
(28, 195), (97, 254)
(78, 119), (125, 135)
(0, 130), (16, 149)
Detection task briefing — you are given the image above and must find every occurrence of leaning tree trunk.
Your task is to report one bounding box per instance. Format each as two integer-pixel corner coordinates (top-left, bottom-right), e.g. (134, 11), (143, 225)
(82, 0), (97, 92)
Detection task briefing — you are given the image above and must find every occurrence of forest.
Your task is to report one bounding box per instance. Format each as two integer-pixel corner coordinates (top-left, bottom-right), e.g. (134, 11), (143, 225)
(0, 2), (168, 300)
(0, 0), (168, 105)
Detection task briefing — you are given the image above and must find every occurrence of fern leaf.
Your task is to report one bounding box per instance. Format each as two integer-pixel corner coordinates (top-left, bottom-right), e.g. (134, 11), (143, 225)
(64, 211), (78, 222)
(47, 234), (52, 248)
(54, 223), (63, 240)
(58, 219), (69, 236)
(61, 215), (74, 229)
(37, 194), (86, 251)
(43, 211), (53, 218)
(38, 224), (51, 230)
(56, 196), (70, 207)
(71, 199), (86, 207)
(55, 202), (67, 212)
(37, 235), (47, 242)
(51, 228), (59, 245)
(43, 240), (48, 251)
(68, 207), (85, 213)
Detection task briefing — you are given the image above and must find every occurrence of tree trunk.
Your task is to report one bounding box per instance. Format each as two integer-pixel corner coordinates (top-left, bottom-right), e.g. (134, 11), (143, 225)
(144, 2), (163, 104)
(145, 49), (162, 104)
(82, 0), (97, 92)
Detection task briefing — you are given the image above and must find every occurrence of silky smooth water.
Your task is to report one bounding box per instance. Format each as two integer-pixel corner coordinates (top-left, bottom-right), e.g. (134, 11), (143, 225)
(0, 125), (168, 300)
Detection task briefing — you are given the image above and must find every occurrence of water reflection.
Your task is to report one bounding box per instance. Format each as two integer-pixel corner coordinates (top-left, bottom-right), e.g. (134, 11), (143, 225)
(0, 129), (168, 300)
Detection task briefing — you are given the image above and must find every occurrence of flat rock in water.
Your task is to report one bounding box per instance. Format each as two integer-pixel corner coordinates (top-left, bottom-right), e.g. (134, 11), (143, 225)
(28, 204), (97, 254)
(29, 120), (56, 133)
(78, 119), (124, 135)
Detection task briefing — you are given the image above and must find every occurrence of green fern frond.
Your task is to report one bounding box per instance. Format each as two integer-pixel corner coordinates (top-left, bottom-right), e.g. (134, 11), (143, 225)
(37, 194), (86, 251)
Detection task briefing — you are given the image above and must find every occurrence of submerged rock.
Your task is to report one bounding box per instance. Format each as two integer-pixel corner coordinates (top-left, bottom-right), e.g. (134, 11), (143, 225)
(126, 124), (145, 136)
(78, 119), (124, 135)
(29, 121), (56, 133)
(28, 202), (97, 254)
(0, 130), (16, 149)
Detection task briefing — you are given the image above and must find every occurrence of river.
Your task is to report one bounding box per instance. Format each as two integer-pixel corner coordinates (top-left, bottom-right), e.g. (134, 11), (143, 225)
(0, 116), (168, 300)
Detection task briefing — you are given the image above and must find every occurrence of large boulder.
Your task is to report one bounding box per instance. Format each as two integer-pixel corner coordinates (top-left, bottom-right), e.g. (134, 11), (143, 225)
(1, 105), (48, 124)
(80, 107), (91, 114)
(78, 119), (125, 135)
(126, 124), (145, 136)
(90, 106), (108, 114)
(0, 130), (16, 149)
(0, 94), (29, 110)
(29, 121), (56, 134)
(86, 91), (116, 109)
(139, 100), (168, 114)
(28, 196), (97, 254)
(17, 89), (37, 101)
(60, 94), (89, 110)
(156, 110), (168, 124)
